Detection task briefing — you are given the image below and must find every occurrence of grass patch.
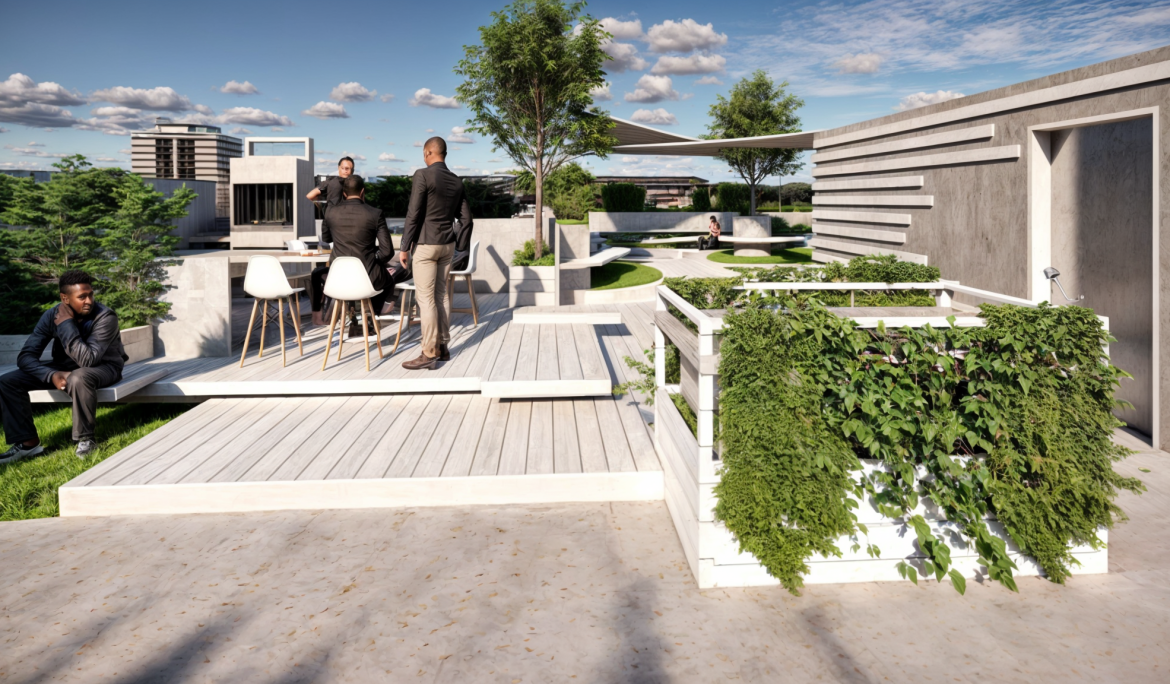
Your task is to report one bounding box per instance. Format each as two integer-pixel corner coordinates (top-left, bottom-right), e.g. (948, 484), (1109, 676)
(511, 239), (556, 266)
(590, 261), (664, 290)
(556, 219), (589, 225)
(0, 402), (190, 520)
(707, 247), (814, 265)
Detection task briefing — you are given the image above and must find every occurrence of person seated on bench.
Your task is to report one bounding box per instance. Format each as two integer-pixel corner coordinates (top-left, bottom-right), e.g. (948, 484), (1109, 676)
(0, 270), (128, 463)
(697, 216), (722, 250)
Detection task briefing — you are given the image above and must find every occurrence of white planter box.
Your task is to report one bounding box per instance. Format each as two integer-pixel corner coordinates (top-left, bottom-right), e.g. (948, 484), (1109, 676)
(508, 265), (556, 308)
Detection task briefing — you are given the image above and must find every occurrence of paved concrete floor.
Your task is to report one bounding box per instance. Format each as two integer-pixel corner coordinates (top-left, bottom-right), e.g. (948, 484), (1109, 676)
(1, 439), (1166, 683)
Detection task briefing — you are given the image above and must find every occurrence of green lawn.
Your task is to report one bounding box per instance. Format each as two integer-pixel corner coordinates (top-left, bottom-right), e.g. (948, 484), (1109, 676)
(590, 261), (664, 290)
(707, 247), (814, 265)
(0, 402), (190, 520)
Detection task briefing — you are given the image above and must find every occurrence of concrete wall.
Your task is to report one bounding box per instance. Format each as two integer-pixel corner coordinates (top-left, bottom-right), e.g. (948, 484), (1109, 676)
(762, 211), (814, 228)
(808, 45), (1170, 447)
(588, 212), (737, 233)
(144, 178), (217, 249)
(154, 253), (234, 359)
(471, 218), (553, 293)
(228, 156), (314, 249)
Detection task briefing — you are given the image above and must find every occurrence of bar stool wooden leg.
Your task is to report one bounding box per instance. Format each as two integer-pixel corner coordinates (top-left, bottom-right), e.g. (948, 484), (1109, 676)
(290, 292), (304, 355)
(278, 297), (288, 367)
(369, 298), (384, 359)
(259, 300), (268, 357)
(337, 302), (347, 361)
(392, 290), (410, 355)
(359, 299), (372, 371)
(467, 275), (479, 325)
(239, 298), (260, 367)
(321, 299), (340, 371)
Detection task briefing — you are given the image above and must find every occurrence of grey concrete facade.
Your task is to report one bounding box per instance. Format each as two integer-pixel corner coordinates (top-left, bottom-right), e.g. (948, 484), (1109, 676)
(131, 121), (243, 222)
(809, 45), (1170, 448)
(143, 178), (217, 250)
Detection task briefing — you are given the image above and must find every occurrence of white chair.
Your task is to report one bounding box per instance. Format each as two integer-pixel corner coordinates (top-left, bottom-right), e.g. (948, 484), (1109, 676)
(446, 240), (481, 325)
(285, 239), (309, 251)
(388, 280), (421, 356)
(240, 256), (305, 368)
(321, 257), (384, 371)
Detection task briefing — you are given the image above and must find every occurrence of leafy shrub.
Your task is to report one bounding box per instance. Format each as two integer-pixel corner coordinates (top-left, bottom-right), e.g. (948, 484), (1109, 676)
(713, 183), (751, 215)
(549, 184), (597, 221)
(600, 183), (646, 212)
(770, 216), (790, 233)
(712, 298), (1144, 595)
(781, 182), (813, 205)
(691, 187), (711, 212)
(511, 239), (555, 266)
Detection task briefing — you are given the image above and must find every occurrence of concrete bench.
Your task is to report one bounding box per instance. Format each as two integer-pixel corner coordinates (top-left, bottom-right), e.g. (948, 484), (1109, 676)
(560, 247), (631, 270)
(0, 364), (172, 404)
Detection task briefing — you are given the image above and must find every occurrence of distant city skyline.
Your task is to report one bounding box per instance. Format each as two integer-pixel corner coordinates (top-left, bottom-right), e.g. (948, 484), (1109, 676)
(2, 0), (1169, 184)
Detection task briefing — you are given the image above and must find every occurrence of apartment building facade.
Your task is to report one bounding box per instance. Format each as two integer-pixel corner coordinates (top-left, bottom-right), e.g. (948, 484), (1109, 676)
(131, 118), (243, 225)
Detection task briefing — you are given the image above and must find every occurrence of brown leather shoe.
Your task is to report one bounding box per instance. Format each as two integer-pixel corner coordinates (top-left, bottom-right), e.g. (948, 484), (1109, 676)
(401, 352), (439, 371)
(439, 344), (450, 361)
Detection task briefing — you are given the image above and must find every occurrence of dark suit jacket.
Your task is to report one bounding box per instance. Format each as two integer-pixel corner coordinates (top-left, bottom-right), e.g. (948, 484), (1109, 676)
(321, 198), (393, 291)
(18, 303), (127, 384)
(401, 161), (474, 251)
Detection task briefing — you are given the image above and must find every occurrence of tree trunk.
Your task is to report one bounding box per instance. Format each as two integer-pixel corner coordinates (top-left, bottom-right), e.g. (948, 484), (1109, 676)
(749, 180), (757, 216)
(533, 163), (544, 260)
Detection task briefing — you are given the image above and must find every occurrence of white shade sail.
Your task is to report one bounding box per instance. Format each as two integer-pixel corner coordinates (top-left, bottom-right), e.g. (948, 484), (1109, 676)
(608, 116), (819, 156)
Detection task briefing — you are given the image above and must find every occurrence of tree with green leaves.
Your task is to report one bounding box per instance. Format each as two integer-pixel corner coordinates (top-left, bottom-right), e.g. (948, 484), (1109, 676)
(456, 0), (616, 259)
(706, 70), (805, 216)
(511, 162), (596, 220)
(91, 175), (194, 327)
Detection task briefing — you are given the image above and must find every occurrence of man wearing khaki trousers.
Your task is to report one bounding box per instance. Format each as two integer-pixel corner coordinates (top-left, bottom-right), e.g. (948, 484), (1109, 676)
(400, 137), (474, 370)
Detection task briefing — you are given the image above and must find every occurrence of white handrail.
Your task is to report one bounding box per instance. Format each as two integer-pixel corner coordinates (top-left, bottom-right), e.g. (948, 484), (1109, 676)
(942, 281), (1038, 308)
(736, 281), (947, 291)
(656, 285), (723, 334)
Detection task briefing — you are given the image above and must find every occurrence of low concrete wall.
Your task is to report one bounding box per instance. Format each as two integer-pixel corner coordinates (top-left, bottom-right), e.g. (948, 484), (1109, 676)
(509, 266), (556, 307)
(155, 253), (234, 359)
(589, 212), (737, 233)
(762, 211), (813, 227)
(0, 326), (155, 365)
(473, 218), (554, 294)
(732, 216), (772, 257)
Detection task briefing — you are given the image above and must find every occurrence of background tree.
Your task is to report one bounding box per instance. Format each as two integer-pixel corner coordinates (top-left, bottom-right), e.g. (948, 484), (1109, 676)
(706, 70), (804, 216)
(456, 0), (616, 259)
(512, 162), (597, 220)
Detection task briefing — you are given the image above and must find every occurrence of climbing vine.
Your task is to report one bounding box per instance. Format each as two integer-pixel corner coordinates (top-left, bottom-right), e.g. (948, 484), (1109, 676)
(710, 296), (1144, 595)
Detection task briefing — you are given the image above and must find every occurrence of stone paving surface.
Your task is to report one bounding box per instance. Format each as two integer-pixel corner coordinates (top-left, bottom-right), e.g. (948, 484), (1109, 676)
(1, 439), (1166, 683)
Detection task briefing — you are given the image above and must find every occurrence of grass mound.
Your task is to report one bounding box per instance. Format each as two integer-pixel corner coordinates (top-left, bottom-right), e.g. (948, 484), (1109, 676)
(707, 248), (813, 265)
(590, 261), (663, 290)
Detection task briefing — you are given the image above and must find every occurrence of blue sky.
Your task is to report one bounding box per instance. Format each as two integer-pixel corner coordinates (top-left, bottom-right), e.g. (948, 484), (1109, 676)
(2, 0), (1169, 185)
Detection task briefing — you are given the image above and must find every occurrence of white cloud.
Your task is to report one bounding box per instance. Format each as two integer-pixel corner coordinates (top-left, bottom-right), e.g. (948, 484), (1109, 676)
(624, 75), (681, 103)
(590, 84), (612, 101)
(409, 88), (459, 109)
(894, 89), (965, 111)
(0, 102), (77, 128)
(0, 127), (8, 133)
(629, 108), (679, 125)
(650, 53), (726, 75)
(93, 156), (122, 163)
(378, 152), (399, 161)
(193, 104), (214, 115)
(270, 126), (285, 132)
(386, 141), (395, 146)
(599, 17), (644, 40)
(695, 76), (723, 85)
(26, 141), (45, 147)
(329, 82), (377, 102)
(601, 41), (648, 73)
(75, 106), (156, 135)
(426, 128), (435, 133)
(380, 93), (395, 103)
(302, 101), (349, 119)
(5, 145), (68, 158)
(412, 141), (423, 147)
(834, 52), (884, 74)
(449, 126), (475, 144)
(646, 19), (727, 53)
(0, 73), (86, 106)
(339, 152), (367, 161)
(229, 126), (252, 135)
(90, 85), (193, 111)
(118, 148), (132, 154)
(220, 80), (259, 95)
(219, 107), (295, 127)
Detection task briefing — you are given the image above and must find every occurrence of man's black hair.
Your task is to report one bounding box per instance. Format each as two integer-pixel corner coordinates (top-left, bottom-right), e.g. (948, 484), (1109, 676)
(342, 174), (365, 196)
(339, 156), (355, 168)
(424, 136), (447, 157)
(59, 270), (94, 294)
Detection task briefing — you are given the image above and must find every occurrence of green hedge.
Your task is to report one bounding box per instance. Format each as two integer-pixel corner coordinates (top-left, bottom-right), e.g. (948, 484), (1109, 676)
(511, 239), (555, 266)
(691, 187), (711, 212)
(601, 183), (646, 212)
(712, 299), (1143, 595)
(714, 183), (751, 215)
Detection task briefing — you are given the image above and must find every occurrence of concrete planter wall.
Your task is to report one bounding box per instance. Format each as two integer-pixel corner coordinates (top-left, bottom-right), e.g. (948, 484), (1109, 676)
(762, 211), (814, 227)
(589, 211), (738, 234)
(0, 325), (155, 365)
(508, 266), (556, 307)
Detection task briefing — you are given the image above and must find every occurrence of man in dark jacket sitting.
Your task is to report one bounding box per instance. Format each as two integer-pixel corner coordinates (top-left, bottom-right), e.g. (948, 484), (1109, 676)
(1, 271), (128, 462)
(320, 175), (397, 336)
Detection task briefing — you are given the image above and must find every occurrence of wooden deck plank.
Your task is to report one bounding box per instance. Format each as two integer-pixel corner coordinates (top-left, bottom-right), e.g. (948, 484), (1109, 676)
(572, 400), (610, 474)
(536, 325), (559, 382)
(239, 398), (349, 481)
(497, 400), (531, 476)
(324, 395), (413, 480)
(296, 395), (396, 480)
(67, 399), (230, 487)
(269, 395), (372, 481)
(555, 324), (584, 381)
(552, 400), (583, 474)
(486, 318), (524, 383)
(353, 394), (434, 479)
(526, 400), (555, 474)
(382, 394), (453, 478)
(468, 399), (510, 477)
(209, 396), (334, 483)
(178, 396), (310, 484)
(411, 394), (474, 478)
(512, 324), (539, 383)
(439, 396), (493, 477)
(593, 398), (637, 472)
(460, 305), (511, 380)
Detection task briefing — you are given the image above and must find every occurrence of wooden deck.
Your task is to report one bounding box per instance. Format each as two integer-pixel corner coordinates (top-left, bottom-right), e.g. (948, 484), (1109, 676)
(60, 301), (664, 517)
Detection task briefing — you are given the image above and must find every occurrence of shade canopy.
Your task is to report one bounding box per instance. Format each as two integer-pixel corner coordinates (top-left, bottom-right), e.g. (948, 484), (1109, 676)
(608, 116), (819, 156)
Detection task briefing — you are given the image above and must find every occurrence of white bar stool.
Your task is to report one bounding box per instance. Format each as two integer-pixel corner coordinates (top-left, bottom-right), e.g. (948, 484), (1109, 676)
(387, 279), (421, 356)
(321, 256), (384, 371)
(240, 255), (305, 368)
(447, 240), (481, 325)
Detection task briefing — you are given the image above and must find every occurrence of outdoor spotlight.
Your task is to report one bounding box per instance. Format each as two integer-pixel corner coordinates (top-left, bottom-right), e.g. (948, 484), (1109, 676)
(1043, 267), (1084, 302)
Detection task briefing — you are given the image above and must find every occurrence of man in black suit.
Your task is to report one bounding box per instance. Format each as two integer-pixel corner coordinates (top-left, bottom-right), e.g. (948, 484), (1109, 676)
(320, 175), (395, 333)
(307, 156), (355, 326)
(399, 137), (473, 370)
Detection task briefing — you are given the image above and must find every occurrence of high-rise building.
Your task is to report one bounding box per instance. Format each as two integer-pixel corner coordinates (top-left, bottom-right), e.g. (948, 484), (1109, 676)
(131, 118), (242, 226)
